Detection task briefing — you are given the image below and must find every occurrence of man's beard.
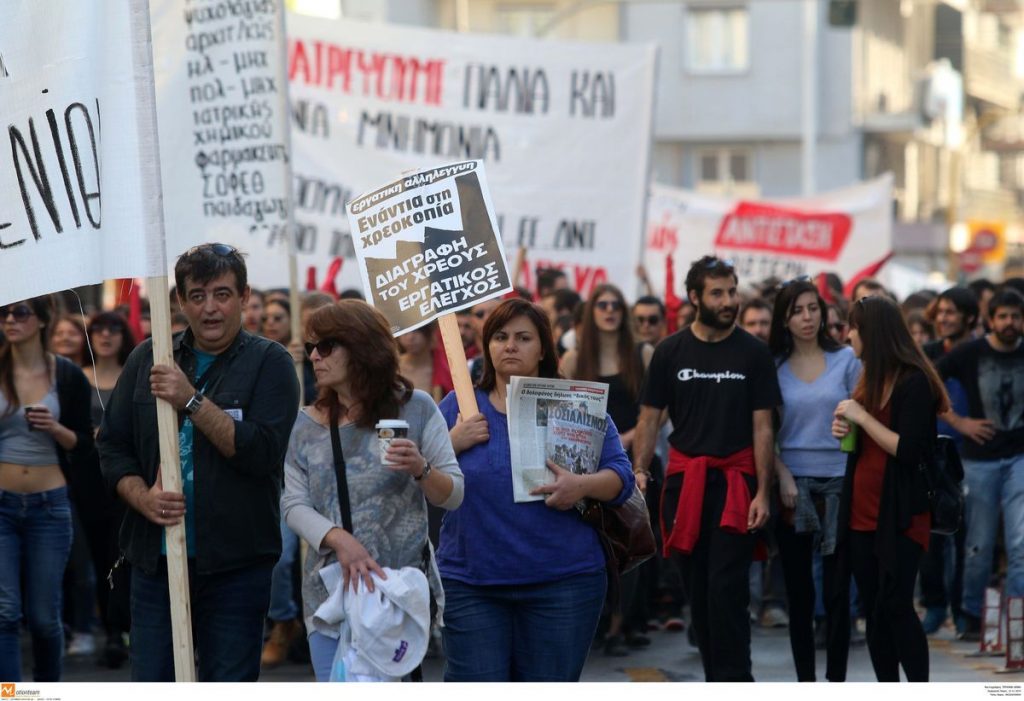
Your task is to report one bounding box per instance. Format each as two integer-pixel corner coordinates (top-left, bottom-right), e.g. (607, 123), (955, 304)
(697, 302), (738, 330)
(995, 325), (1022, 346)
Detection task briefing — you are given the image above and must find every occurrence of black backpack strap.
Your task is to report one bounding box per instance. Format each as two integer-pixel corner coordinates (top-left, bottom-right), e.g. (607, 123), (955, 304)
(329, 416), (353, 533)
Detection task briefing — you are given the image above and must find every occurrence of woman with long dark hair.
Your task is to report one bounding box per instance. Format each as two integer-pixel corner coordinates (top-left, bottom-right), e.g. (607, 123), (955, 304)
(281, 300), (463, 682)
(832, 296), (950, 682)
(80, 311), (136, 667)
(769, 279), (860, 681)
(559, 283), (654, 654)
(440, 298), (634, 681)
(0, 296), (93, 681)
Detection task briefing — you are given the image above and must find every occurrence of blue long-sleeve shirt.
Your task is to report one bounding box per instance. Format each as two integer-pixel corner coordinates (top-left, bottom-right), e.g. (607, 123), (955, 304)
(437, 388), (634, 586)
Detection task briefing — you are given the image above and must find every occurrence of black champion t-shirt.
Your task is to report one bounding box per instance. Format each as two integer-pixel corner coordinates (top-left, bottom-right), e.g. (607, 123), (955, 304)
(641, 326), (782, 458)
(937, 337), (1024, 461)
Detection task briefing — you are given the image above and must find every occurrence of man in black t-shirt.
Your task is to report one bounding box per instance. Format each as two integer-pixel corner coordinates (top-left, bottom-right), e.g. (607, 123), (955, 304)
(633, 256), (781, 682)
(937, 288), (1024, 639)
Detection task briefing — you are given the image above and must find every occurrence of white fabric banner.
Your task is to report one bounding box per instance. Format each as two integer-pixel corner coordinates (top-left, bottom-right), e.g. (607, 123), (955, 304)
(0, 1), (166, 306)
(287, 15), (657, 297)
(150, 0), (293, 285)
(644, 174), (894, 293)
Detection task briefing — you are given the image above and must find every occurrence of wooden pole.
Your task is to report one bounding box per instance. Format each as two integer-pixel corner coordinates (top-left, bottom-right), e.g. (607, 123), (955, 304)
(146, 275), (197, 681)
(132, 0), (196, 681)
(275, 2), (305, 399)
(437, 313), (478, 417)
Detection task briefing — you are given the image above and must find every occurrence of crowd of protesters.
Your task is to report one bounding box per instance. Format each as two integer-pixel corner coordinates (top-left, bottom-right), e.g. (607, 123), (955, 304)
(2, 242), (1023, 684)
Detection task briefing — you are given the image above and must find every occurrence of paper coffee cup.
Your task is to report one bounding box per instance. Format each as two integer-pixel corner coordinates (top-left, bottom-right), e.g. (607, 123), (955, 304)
(376, 420), (409, 466)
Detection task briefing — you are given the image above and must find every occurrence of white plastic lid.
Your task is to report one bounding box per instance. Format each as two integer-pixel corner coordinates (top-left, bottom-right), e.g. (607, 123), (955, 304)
(375, 420), (409, 429)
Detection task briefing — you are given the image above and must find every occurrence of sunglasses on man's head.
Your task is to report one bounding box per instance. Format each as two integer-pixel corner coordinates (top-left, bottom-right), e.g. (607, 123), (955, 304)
(0, 305), (34, 322)
(635, 314), (662, 326)
(304, 339), (341, 358)
(705, 258), (735, 270)
(595, 300), (623, 312)
(186, 243), (239, 258)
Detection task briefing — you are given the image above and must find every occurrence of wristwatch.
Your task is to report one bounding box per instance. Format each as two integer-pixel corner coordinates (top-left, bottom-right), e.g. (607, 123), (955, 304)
(414, 461), (432, 481)
(184, 392), (205, 416)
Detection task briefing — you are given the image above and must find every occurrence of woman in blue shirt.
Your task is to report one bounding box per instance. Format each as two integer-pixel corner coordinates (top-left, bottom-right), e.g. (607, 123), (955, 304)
(438, 298), (634, 682)
(769, 279), (860, 682)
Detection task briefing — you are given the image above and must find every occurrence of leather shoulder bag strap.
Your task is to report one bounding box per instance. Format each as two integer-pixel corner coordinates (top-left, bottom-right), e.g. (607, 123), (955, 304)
(329, 418), (354, 533)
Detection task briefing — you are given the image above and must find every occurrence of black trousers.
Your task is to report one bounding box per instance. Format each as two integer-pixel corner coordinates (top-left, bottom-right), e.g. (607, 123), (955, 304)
(848, 530), (928, 682)
(776, 520), (850, 681)
(663, 470), (756, 682)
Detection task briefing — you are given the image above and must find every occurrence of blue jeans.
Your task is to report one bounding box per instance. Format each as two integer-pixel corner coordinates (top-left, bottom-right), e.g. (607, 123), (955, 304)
(267, 517), (299, 621)
(0, 487), (73, 681)
(962, 455), (1024, 617)
(130, 558), (273, 681)
(441, 571), (606, 682)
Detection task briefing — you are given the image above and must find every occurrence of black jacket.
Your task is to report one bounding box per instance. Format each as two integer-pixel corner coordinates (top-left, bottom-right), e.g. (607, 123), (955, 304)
(837, 369), (937, 568)
(54, 355), (95, 480)
(97, 328), (299, 576)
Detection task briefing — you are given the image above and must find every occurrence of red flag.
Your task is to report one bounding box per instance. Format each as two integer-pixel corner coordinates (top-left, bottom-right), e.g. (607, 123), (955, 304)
(319, 258), (344, 299)
(843, 254), (892, 299)
(664, 253), (682, 335)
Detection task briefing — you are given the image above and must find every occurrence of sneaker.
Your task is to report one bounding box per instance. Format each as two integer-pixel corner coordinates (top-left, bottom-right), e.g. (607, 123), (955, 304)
(261, 620), (301, 667)
(957, 613), (981, 642)
(663, 617), (685, 632)
(760, 606), (790, 629)
(67, 633), (96, 656)
(921, 606), (948, 635)
(625, 633), (651, 648)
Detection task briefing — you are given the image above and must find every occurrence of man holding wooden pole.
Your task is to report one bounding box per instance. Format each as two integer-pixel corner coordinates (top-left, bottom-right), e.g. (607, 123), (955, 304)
(98, 244), (299, 681)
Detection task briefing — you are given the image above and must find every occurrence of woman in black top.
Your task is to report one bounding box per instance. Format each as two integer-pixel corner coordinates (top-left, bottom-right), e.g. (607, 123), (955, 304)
(560, 283), (653, 655)
(832, 296), (949, 682)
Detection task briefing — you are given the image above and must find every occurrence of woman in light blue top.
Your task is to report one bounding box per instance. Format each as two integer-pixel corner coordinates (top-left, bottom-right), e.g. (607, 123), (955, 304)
(769, 279), (861, 682)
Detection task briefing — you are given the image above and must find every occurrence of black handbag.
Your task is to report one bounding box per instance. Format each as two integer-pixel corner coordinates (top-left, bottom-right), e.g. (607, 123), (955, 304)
(919, 434), (965, 536)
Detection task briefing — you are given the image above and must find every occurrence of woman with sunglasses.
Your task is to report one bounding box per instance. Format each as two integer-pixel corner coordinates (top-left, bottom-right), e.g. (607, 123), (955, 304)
(281, 300), (463, 682)
(832, 296), (949, 682)
(439, 298), (634, 681)
(559, 284), (654, 655)
(768, 279), (860, 681)
(0, 297), (93, 681)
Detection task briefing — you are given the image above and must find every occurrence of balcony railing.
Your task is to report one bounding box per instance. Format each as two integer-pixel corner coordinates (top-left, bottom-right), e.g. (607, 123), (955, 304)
(964, 45), (1020, 109)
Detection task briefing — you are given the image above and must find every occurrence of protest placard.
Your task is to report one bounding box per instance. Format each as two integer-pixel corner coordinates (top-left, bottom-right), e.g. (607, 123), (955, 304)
(149, 0), (293, 288)
(288, 14), (656, 297)
(0, 2), (166, 306)
(644, 174), (894, 293)
(347, 160), (512, 336)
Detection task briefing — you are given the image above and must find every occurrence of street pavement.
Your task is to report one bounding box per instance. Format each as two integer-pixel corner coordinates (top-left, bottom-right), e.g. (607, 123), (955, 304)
(46, 617), (1014, 683)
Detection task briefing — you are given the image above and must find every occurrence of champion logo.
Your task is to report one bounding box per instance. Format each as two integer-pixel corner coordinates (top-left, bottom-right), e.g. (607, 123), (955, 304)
(677, 369), (746, 383)
(392, 640), (409, 663)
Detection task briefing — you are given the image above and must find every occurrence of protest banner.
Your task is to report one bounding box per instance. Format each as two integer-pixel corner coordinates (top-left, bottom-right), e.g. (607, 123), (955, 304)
(288, 14), (656, 297)
(149, 0), (294, 289)
(0, 3), (167, 306)
(1, 1), (197, 680)
(644, 174), (894, 293)
(347, 160), (511, 414)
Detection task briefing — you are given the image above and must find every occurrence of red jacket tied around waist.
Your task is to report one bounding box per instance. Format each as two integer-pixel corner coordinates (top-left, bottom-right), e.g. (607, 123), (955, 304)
(663, 446), (755, 556)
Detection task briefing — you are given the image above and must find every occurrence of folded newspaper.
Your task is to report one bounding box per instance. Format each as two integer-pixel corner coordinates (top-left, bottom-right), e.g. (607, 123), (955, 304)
(507, 377), (609, 504)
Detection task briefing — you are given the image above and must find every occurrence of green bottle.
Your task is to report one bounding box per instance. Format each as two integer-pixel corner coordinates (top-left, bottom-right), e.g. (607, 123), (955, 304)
(839, 420), (858, 453)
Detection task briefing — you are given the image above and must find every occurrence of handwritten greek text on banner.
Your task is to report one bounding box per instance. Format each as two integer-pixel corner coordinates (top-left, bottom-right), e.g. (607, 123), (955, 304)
(0, 1), (165, 306)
